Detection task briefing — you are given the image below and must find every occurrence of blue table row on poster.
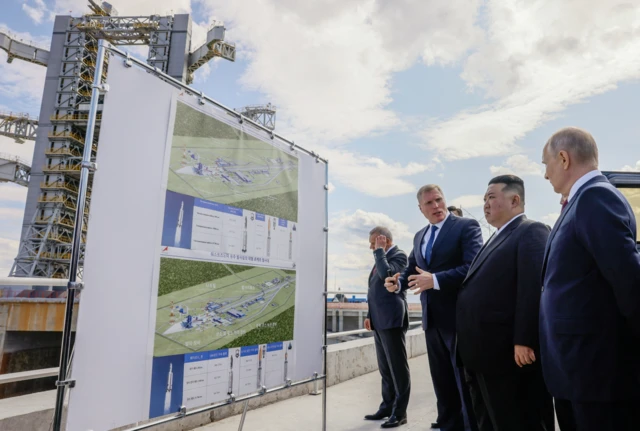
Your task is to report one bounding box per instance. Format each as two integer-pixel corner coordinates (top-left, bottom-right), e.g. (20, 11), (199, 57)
(161, 190), (298, 269)
(149, 341), (295, 418)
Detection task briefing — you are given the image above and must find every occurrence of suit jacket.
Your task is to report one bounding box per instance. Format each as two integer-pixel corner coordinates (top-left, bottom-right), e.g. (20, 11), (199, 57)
(457, 216), (549, 374)
(400, 214), (483, 331)
(367, 246), (409, 331)
(540, 174), (640, 402)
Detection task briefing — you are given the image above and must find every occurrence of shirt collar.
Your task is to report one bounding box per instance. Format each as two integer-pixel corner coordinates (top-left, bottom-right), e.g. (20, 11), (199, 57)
(567, 170), (601, 203)
(496, 213), (525, 236)
(385, 244), (397, 255)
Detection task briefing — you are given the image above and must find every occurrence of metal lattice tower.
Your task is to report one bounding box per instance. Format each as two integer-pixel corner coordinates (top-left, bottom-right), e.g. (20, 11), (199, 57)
(239, 103), (277, 130)
(8, 1), (236, 279)
(0, 153), (31, 186)
(0, 111), (38, 143)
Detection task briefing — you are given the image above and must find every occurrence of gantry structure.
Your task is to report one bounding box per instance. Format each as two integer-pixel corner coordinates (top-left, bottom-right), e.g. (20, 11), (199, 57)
(239, 103), (277, 130)
(6, 0), (236, 279)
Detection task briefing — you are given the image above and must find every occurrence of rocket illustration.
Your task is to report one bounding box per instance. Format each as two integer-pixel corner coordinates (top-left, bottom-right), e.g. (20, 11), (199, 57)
(174, 201), (184, 247)
(163, 363), (173, 415)
(266, 217), (271, 257)
(284, 351), (288, 382)
(227, 355), (234, 395)
(256, 345), (263, 388)
(288, 231), (293, 260)
(242, 215), (248, 253)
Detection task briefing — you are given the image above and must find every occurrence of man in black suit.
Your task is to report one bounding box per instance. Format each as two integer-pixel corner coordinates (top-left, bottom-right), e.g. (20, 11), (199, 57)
(363, 226), (410, 428)
(457, 175), (554, 431)
(385, 184), (482, 431)
(540, 127), (640, 431)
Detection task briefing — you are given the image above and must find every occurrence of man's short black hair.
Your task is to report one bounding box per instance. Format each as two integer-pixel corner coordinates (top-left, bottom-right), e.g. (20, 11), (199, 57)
(488, 175), (525, 206)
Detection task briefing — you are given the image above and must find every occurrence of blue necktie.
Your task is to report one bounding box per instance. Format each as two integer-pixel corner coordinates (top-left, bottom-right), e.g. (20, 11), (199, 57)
(424, 225), (438, 265)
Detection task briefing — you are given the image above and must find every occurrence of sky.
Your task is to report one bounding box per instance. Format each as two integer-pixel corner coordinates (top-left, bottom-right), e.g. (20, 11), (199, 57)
(1, 0), (640, 299)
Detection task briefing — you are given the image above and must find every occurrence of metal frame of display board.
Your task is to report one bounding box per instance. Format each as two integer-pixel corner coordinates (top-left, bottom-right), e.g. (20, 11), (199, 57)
(52, 39), (329, 431)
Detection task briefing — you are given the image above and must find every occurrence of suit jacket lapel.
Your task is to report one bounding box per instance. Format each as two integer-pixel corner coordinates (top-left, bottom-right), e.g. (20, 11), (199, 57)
(414, 226), (429, 269)
(464, 215), (525, 283)
(429, 215), (456, 265)
(541, 175), (608, 280)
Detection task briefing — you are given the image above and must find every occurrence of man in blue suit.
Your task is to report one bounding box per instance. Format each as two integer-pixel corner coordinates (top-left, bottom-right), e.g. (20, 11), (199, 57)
(363, 226), (410, 428)
(540, 127), (640, 431)
(385, 184), (483, 431)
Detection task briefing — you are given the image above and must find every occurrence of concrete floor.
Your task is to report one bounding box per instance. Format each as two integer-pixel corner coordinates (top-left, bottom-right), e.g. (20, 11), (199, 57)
(195, 355), (439, 431)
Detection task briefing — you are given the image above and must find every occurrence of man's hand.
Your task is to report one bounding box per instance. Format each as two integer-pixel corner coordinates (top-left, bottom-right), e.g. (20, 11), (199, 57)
(384, 273), (400, 292)
(364, 318), (371, 331)
(408, 267), (434, 294)
(514, 345), (536, 367)
(375, 235), (387, 250)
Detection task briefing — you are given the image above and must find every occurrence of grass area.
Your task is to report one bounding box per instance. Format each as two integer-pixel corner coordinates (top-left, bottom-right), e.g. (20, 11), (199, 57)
(233, 191), (298, 223)
(282, 269), (296, 275)
(225, 263), (255, 274)
(173, 102), (251, 140)
(218, 306), (295, 349)
(158, 258), (231, 296)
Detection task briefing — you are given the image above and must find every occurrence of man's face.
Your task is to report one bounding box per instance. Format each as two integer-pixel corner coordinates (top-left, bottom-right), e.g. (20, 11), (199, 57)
(484, 183), (514, 228)
(542, 144), (567, 195)
(419, 189), (447, 224)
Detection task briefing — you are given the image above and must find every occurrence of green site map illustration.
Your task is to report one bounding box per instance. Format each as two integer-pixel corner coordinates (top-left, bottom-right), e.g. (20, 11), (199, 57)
(168, 101), (299, 221)
(153, 258), (296, 357)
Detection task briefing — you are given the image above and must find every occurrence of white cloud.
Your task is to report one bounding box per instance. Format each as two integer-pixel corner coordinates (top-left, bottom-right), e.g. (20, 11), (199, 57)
(0, 184), (28, 203)
(490, 154), (543, 176)
(197, 0), (483, 144)
(423, 0), (640, 161)
(22, 0), (51, 25)
(449, 194), (484, 209)
(542, 212), (560, 227)
(620, 161), (640, 172)
(330, 209), (413, 243)
(323, 147), (434, 197)
(327, 182), (336, 194)
(0, 238), (19, 277)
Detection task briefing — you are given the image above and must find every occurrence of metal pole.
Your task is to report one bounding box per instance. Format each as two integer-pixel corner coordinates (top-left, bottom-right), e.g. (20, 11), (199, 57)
(237, 400), (250, 431)
(51, 38), (108, 431)
(322, 161), (329, 431)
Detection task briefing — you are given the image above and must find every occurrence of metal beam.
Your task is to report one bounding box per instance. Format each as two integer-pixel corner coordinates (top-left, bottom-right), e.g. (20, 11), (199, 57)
(0, 111), (38, 142)
(0, 152), (31, 187)
(0, 31), (49, 67)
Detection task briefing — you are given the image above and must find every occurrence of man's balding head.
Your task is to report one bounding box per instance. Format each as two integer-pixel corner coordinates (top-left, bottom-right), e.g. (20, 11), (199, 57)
(542, 127), (600, 196)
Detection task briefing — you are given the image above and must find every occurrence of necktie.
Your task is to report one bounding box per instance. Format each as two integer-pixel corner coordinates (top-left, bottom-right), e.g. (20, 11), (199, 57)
(561, 200), (568, 212)
(424, 225), (439, 265)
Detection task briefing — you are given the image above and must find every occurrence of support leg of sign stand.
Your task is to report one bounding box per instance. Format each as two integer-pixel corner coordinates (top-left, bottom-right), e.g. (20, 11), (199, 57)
(51, 38), (108, 431)
(237, 399), (250, 431)
(322, 162), (329, 431)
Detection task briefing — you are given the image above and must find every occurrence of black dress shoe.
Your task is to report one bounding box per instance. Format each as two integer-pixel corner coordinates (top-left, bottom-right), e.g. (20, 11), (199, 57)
(381, 414), (408, 428)
(364, 410), (391, 420)
(430, 422), (440, 429)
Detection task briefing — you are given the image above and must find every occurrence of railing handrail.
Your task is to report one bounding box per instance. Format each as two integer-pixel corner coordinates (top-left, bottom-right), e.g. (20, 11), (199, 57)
(0, 367), (58, 385)
(0, 277), (69, 287)
(327, 321), (422, 339)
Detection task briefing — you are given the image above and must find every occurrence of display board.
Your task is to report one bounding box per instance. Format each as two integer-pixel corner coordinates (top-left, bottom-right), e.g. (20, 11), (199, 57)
(66, 56), (326, 431)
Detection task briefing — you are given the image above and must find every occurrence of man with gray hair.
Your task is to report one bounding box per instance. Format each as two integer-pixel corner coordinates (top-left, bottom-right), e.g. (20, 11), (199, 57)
(540, 127), (640, 431)
(363, 226), (410, 428)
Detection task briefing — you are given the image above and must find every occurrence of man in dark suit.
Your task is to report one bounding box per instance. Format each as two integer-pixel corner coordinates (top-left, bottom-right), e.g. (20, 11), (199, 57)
(363, 226), (411, 428)
(540, 127), (640, 431)
(457, 175), (554, 431)
(385, 184), (483, 431)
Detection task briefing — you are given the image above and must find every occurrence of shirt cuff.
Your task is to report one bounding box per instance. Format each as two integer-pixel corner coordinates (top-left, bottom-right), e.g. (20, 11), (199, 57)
(432, 274), (440, 290)
(394, 277), (402, 294)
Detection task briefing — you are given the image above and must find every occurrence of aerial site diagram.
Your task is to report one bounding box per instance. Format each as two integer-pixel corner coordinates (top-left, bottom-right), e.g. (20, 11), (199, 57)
(168, 101), (299, 222)
(153, 258), (296, 357)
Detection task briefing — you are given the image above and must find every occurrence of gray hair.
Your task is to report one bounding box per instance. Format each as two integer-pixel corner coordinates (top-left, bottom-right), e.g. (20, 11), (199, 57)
(369, 226), (393, 242)
(416, 184), (445, 202)
(546, 127), (599, 168)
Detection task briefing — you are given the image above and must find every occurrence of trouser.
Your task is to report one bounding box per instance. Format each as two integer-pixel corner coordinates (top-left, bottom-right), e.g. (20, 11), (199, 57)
(465, 368), (554, 431)
(426, 326), (477, 431)
(553, 398), (639, 431)
(373, 326), (411, 417)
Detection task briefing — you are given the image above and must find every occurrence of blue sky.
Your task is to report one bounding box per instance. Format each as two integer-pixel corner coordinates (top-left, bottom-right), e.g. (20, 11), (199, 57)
(2, 0), (640, 295)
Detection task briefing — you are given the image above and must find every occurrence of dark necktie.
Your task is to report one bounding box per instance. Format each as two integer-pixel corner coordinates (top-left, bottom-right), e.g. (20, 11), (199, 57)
(561, 200), (568, 212)
(425, 225), (439, 265)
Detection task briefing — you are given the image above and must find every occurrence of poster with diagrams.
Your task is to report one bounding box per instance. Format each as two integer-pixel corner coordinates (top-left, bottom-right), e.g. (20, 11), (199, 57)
(149, 101), (299, 419)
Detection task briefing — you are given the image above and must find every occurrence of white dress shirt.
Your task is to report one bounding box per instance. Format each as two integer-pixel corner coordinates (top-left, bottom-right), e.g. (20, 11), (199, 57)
(567, 170), (601, 203)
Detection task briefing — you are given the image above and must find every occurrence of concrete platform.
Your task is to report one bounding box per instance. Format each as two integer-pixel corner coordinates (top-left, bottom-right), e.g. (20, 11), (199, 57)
(195, 355), (438, 431)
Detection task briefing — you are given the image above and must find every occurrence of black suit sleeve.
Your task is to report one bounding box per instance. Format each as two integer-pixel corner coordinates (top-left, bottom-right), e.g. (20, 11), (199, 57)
(373, 248), (408, 282)
(575, 186), (640, 334)
(514, 222), (549, 348)
(434, 219), (483, 291)
(399, 243), (418, 293)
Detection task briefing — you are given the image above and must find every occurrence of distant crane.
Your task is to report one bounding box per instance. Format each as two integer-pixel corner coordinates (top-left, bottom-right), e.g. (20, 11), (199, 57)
(239, 103), (277, 130)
